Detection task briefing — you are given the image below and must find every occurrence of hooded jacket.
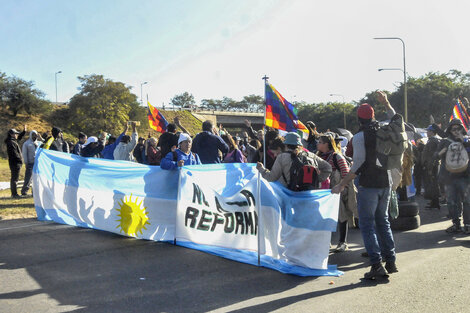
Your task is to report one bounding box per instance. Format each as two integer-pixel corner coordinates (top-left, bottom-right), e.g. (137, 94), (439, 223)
(22, 130), (40, 164)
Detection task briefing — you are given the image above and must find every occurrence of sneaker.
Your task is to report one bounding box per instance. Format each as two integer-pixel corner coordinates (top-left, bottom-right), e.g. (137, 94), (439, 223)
(364, 263), (389, 280)
(446, 224), (462, 234)
(334, 242), (348, 252)
(385, 261), (398, 273)
(463, 225), (470, 235)
(11, 194), (22, 199)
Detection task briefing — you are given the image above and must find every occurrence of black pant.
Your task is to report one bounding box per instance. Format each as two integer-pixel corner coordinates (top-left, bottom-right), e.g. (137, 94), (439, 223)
(9, 163), (21, 197)
(21, 163), (34, 195)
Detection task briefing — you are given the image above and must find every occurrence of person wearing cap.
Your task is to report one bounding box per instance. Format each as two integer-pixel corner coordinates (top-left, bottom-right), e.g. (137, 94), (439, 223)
(437, 118), (470, 234)
(332, 91), (398, 279)
(256, 132), (331, 188)
(422, 124), (441, 209)
(80, 132), (107, 158)
(191, 120), (229, 164)
(160, 133), (201, 170)
(21, 130), (43, 196)
(5, 125), (27, 198)
(114, 122), (138, 161)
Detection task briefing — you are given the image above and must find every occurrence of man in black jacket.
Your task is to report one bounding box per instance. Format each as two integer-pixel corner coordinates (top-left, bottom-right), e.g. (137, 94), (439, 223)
(5, 126), (27, 198)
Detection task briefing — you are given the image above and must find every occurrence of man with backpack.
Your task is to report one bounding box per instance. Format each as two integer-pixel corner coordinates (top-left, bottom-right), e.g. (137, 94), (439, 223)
(437, 119), (470, 234)
(332, 91), (400, 280)
(256, 132), (331, 190)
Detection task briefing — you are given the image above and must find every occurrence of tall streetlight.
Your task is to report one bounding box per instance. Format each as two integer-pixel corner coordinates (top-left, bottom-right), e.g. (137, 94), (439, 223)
(374, 37), (407, 122)
(329, 93), (347, 129)
(55, 71), (62, 103)
(140, 81), (148, 105)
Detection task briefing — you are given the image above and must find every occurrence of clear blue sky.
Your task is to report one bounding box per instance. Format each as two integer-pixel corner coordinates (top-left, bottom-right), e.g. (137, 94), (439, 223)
(2, 0), (470, 106)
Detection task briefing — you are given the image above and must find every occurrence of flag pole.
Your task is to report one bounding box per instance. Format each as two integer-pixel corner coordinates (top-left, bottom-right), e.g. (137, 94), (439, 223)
(256, 75), (269, 267)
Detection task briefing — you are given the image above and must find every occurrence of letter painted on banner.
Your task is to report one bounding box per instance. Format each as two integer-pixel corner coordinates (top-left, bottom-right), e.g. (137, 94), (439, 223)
(185, 207), (199, 228)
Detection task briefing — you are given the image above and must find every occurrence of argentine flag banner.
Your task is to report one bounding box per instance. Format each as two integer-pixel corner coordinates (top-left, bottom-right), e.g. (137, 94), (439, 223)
(177, 164), (342, 276)
(33, 149), (342, 277)
(33, 149), (178, 241)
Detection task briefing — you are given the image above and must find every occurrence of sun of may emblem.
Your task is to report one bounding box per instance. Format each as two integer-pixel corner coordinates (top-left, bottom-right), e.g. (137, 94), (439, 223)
(116, 194), (150, 237)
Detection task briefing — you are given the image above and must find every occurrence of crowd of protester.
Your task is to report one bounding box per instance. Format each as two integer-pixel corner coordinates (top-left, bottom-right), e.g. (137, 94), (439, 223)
(4, 91), (470, 280)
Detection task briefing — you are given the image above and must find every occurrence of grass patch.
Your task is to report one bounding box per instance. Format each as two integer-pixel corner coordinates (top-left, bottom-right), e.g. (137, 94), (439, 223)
(0, 189), (36, 220)
(0, 159), (35, 220)
(0, 158), (25, 182)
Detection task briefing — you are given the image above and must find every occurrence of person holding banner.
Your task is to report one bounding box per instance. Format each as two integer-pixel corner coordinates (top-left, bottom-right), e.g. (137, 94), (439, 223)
(161, 133), (201, 169)
(317, 133), (356, 253)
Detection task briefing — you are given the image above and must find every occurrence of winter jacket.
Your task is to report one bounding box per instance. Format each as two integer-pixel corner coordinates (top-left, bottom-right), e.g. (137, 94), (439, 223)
(22, 131), (40, 164)
(102, 131), (126, 160)
(5, 130), (26, 166)
(113, 132), (138, 161)
(160, 149), (201, 170)
(191, 131), (229, 164)
(81, 140), (105, 158)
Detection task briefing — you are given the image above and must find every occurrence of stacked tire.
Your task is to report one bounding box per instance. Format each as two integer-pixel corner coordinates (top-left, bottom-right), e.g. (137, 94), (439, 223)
(389, 200), (420, 231)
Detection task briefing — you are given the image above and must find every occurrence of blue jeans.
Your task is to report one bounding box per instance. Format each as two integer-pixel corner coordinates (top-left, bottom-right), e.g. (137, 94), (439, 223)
(445, 177), (470, 226)
(357, 186), (396, 264)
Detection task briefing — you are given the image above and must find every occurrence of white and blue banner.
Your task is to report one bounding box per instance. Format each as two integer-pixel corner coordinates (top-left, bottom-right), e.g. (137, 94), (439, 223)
(33, 149), (343, 277)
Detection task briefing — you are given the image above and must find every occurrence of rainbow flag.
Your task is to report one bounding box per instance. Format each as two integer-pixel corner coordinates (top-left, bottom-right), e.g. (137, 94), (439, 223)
(147, 102), (169, 133)
(450, 98), (470, 132)
(265, 84), (308, 134)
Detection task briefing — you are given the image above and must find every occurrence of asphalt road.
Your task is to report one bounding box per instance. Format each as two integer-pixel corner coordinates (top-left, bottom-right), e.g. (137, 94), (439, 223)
(1, 195), (469, 313)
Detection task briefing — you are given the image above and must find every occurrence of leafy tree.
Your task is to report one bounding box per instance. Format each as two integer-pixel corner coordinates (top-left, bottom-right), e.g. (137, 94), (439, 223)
(389, 71), (470, 127)
(297, 102), (357, 132)
(170, 92), (195, 108)
(240, 94), (264, 111)
(66, 74), (140, 135)
(0, 72), (47, 116)
(200, 98), (221, 110)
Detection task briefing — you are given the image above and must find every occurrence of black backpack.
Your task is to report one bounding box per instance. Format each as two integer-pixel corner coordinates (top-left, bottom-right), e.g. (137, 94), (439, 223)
(285, 151), (320, 191)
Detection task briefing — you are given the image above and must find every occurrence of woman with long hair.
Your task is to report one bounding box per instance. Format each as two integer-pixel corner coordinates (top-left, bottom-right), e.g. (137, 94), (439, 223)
(317, 133), (356, 252)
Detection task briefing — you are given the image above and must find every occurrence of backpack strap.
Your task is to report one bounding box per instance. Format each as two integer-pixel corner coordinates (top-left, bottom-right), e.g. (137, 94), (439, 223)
(332, 153), (340, 172)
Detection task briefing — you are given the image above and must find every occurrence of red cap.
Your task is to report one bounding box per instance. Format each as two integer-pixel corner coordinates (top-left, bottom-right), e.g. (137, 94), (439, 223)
(357, 103), (374, 119)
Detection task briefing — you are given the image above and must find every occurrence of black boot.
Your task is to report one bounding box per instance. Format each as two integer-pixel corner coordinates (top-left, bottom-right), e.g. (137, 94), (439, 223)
(364, 263), (389, 280)
(385, 261), (398, 273)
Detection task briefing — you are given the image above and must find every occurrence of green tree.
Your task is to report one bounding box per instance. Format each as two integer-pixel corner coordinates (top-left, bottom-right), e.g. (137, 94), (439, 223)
(0, 72), (47, 116)
(170, 92), (195, 108)
(240, 94), (264, 111)
(297, 102), (356, 132)
(389, 71), (470, 127)
(200, 98), (222, 110)
(66, 74), (140, 135)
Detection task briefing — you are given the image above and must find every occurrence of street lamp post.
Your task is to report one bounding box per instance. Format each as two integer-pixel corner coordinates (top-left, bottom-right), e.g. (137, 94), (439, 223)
(329, 93), (347, 129)
(140, 82), (148, 105)
(374, 37), (407, 122)
(55, 71), (62, 103)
